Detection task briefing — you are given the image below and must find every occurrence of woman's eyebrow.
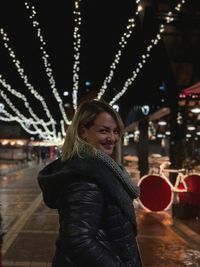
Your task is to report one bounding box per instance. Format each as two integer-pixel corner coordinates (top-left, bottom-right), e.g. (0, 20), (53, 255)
(95, 124), (119, 130)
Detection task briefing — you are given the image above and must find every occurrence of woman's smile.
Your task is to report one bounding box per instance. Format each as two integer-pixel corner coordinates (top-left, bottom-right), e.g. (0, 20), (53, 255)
(81, 112), (119, 155)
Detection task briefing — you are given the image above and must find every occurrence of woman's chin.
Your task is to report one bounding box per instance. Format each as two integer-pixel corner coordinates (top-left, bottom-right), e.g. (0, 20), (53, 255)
(100, 147), (113, 156)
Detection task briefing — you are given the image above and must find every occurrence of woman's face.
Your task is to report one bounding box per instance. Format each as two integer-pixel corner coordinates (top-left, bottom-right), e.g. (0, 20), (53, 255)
(81, 112), (120, 156)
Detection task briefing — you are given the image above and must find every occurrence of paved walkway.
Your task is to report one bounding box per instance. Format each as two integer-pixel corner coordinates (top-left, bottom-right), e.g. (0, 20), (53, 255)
(0, 164), (200, 267)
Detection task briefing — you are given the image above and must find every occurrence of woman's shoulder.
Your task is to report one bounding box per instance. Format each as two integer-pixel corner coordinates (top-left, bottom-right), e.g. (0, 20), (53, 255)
(64, 169), (100, 185)
(60, 171), (104, 204)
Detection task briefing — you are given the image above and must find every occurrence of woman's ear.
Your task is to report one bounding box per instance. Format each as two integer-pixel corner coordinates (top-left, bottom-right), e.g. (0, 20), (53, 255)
(79, 124), (87, 140)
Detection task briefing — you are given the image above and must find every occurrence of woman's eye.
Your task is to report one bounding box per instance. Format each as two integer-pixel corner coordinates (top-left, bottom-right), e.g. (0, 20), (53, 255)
(100, 129), (107, 133)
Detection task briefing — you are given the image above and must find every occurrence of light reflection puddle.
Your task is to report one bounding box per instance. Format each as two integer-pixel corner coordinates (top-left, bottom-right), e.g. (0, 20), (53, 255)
(183, 249), (200, 266)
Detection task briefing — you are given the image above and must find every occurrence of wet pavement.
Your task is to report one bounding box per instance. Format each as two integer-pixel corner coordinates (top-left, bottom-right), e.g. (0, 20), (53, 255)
(0, 161), (30, 176)
(137, 210), (200, 267)
(0, 163), (200, 267)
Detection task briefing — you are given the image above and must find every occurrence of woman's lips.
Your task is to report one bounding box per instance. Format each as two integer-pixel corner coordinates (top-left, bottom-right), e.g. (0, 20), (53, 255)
(102, 144), (114, 150)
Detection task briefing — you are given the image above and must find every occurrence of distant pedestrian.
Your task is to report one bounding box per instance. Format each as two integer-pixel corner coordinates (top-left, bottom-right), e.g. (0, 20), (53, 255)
(41, 150), (46, 164)
(38, 100), (143, 266)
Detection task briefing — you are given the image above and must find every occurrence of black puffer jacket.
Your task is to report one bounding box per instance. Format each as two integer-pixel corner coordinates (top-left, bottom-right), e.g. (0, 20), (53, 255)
(38, 156), (142, 267)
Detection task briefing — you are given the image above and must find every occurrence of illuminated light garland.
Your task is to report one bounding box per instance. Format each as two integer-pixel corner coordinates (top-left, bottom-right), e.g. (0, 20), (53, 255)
(0, 0), (186, 139)
(60, 119), (66, 137)
(0, 75), (56, 138)
(0, 112), (52, 139)
(72, 0), (81, 110)
(97, 0), (142, 100)
(0, 113), (39, 135)
(0, 91), (53, 139)
(0, 28), (55, 126)
(24, 1), (71, 125)
(0, 112), (51, 139)
(110, 0), (186, 105)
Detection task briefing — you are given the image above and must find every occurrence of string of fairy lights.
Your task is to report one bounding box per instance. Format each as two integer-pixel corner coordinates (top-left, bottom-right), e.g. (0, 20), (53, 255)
(0, 75), (56, 131)
(0, 29), (53, 122)
(0, 75), (56, 139)
(97, 0), (142, 100)
(72, 0), (82, 110)
(24, 1), (71, 125)
(109, 0), (186, 105)
(0, 94), (53, 139)
(0, 0), (186, 141)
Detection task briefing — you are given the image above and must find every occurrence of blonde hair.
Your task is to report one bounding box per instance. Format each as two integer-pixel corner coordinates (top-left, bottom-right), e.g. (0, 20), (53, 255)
(61, 99), (124, 163)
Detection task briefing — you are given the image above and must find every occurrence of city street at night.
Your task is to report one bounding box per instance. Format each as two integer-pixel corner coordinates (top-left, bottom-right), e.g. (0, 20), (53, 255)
(0, 1), (200, 266)
(0, 163), (200, 267)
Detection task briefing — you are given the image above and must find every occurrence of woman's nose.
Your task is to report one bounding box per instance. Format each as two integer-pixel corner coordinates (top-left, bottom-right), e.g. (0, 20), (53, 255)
(107, 131), (116, 141)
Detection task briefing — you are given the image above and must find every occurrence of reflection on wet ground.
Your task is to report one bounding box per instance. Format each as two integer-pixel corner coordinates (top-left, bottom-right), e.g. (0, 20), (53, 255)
(0, 164), (200, 267)
(181, 218), (200, 236)
(137, 210), (200, 267)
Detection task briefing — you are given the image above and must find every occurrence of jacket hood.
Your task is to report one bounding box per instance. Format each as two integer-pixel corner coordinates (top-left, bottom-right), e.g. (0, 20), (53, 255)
(38, 156), (99, 209)
(37, 158), (78, 209)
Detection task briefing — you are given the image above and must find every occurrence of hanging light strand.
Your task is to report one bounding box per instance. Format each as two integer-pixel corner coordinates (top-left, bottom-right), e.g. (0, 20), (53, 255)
(72, 0), (82, 110)
(24, 1), (71, 125)
(0, 28), (55, 125)
(0, 75), (56, 138)
(60, 119), (66, 137)
(97, 0), (142, 100)
(0, 112), (52, 139)
(0, 90), (54, 139)
(110, 0), (186, 105)
(0, 93), (56, 137)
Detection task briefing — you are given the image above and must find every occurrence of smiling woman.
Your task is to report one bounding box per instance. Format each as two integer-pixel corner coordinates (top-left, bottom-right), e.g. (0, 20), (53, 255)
(37, 99), (143, 267)
(62, 99), (124, 162)
(79, 112), (120, 156)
